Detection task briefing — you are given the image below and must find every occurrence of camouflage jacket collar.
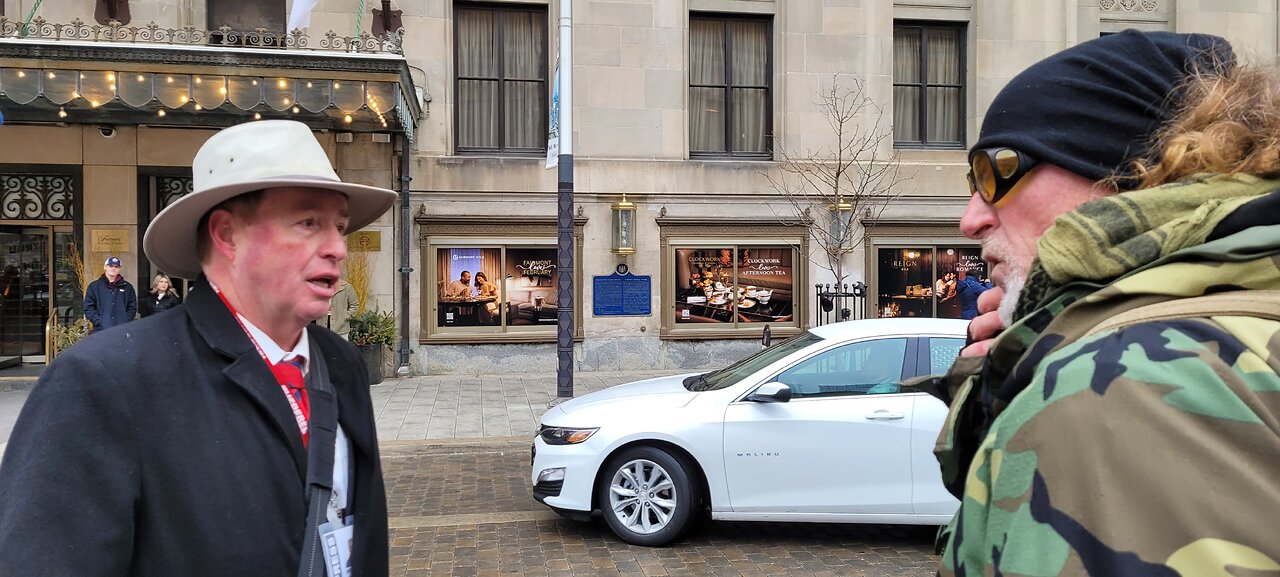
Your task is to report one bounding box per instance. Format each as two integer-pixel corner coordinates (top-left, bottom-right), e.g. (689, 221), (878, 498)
(1014, 174), (1280, 322)
(935, 183), (1280, 498)
(992, 190), (1280, 417)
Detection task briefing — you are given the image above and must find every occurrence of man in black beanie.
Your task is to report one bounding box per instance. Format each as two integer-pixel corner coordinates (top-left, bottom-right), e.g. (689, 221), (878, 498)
(934, 29), (1280, 575)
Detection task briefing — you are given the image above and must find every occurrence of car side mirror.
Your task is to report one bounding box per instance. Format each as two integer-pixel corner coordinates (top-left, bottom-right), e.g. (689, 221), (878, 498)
(746, 382), (791, 403)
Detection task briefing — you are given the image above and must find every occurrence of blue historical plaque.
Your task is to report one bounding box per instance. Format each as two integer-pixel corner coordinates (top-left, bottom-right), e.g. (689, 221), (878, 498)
(593, 266), (652, 316)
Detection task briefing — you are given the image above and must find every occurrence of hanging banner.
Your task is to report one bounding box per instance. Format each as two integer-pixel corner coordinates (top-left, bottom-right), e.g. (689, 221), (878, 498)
(545, 61), (561, 169)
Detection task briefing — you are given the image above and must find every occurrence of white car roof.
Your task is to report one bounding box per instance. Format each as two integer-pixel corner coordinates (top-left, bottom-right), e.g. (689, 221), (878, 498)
(807, 317), (969, 340)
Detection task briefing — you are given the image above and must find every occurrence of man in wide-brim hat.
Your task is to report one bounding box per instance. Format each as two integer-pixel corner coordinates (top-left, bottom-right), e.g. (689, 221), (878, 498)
(0, 120), (394, 576)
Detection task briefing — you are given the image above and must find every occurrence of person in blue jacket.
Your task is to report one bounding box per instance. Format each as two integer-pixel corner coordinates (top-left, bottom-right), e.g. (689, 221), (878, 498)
(83, 256), (137, 332)
(954, 268), (991, 320)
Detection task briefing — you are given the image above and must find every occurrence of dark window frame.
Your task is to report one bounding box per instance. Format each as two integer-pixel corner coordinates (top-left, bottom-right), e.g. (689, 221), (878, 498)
(893, 21), (966, 149)
(453, 2), (549, 156)
(689, 13), (773, 160)
(137, 168), (193, 296)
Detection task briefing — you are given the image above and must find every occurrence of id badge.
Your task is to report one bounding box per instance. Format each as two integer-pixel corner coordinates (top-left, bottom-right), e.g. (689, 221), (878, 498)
(319, 520), (355, 577)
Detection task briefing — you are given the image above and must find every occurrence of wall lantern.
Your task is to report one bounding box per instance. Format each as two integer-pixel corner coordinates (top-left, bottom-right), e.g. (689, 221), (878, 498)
(829, 199), (854, 253)
(611, 194), (637, 255)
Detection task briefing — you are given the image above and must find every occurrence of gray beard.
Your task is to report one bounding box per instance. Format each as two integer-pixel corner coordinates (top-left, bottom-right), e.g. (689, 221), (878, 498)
(998, 273), (1025, 329)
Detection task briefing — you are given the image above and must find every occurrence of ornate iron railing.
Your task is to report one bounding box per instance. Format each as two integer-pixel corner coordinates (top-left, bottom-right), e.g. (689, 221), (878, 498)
(0, 17), (404, 55)
(813, 282), (867, 326)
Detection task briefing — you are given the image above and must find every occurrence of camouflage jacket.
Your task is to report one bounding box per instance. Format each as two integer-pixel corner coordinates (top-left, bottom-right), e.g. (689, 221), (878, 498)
(937, 175), (1280, 576)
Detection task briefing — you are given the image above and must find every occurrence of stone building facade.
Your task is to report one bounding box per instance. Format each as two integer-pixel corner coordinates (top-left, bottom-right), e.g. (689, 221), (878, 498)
(0, 0), (417, 371)
(1, 0), (1275, 376)
(388, 0), (1279, 375)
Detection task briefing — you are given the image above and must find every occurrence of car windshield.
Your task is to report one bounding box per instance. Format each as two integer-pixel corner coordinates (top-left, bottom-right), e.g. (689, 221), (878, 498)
(684, 331), (825, 391)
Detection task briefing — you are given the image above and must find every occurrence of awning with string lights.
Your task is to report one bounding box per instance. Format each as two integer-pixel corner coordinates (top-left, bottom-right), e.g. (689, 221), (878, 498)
(0, 19), (419, 140)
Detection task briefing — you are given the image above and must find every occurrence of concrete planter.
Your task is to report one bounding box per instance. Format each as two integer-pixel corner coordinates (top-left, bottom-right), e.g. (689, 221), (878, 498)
(358, 344), (385, 385)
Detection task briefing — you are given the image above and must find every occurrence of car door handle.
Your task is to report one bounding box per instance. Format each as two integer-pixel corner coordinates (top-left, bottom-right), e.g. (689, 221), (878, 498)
(865, 410), (905, 421)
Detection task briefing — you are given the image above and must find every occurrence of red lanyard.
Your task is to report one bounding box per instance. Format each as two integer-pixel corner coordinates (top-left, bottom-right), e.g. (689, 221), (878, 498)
(208, 281), (310, 444)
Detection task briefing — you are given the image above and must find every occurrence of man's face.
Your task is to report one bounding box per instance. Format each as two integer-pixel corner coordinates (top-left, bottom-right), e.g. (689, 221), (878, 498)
(226, 187), (349, 332)
(461, 272), (471, 284)
(960, 163), (1101, 290)
(104, 264), (121, 281)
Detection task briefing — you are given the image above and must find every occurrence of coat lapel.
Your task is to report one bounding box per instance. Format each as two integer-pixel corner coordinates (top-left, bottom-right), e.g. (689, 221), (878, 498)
(309, 326), (379, 467)
(187, 276), (308, 480)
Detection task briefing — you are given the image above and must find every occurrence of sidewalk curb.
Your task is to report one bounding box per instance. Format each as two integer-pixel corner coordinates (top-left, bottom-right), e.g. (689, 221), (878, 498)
(380, 436), (530, 448)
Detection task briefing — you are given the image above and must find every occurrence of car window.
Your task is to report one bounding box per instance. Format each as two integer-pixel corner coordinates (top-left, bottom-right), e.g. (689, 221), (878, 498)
(690, 331), (825, 391)
(773, 338), (908, 399)
(928, 337), (965, 375)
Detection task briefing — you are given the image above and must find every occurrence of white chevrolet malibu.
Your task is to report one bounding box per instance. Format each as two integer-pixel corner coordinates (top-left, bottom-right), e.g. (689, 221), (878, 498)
(531, 317), (967, 546)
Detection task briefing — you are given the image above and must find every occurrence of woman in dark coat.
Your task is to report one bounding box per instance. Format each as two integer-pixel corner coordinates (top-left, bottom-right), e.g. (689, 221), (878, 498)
(139, 273), (182, 317)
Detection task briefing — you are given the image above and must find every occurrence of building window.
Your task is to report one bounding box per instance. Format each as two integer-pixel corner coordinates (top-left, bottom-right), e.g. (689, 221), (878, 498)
(660, 219), (805, 338)
(419, 216), (582, 343)
(893, 22), (964, 147)
(689, 14), (771, 158)
(875, 246), (987, 319)
(674, 246), (796, 326)
(433, 246), (557, 330)
(455, 4), (548, 154)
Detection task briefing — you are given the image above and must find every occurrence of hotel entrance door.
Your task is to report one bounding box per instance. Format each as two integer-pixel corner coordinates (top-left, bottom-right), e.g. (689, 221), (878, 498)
(0, 226), (52, 365)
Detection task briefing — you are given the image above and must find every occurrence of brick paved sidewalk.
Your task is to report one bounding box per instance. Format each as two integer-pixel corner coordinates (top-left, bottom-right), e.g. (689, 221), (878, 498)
(371, 370), (692, 441)
(383, 438), (940, 577)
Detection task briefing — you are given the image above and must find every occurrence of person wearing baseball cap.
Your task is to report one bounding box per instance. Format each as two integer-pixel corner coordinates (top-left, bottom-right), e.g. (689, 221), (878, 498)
(82, 255), (137, 333)
(0, 120), (396, 575)
(932, 30), (1280, 575)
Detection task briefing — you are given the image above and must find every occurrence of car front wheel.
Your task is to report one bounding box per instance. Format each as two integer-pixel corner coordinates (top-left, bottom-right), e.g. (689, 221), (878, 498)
(598, 446), (699, 546)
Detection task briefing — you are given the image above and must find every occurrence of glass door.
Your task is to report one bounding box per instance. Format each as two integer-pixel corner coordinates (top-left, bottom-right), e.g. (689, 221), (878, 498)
(0, 226), (52, 364)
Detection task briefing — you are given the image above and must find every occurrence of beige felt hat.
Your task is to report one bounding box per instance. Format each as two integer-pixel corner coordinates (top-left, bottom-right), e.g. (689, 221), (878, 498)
(143, 120), (396, 280)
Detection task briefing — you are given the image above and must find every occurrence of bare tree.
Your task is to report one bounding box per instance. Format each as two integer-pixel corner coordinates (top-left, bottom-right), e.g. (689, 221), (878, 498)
(761, 74), (910, 306)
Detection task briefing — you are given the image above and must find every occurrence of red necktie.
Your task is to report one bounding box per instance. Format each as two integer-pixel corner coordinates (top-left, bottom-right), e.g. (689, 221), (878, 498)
(272, 357), (310, 446)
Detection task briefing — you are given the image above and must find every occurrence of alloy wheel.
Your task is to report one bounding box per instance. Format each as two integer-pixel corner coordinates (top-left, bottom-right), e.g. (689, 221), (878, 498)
(607, 458), (678, 535)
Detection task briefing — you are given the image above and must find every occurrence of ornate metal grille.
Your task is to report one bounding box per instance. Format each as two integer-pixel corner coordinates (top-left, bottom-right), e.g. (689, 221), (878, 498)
(1100, 0), (1159, 11)
(156, 176), (193, 210)
(1, 174), (75, 220)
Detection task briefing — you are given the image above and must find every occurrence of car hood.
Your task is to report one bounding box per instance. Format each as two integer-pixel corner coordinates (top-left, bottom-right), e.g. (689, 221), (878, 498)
(547, 373), (702, 419)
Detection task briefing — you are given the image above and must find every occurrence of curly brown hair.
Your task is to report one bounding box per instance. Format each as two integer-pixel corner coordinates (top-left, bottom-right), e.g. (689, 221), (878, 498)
(1129, 63), (1280, 188)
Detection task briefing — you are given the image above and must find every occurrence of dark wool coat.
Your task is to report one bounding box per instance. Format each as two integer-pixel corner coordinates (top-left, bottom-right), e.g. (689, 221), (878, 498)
(138, 291), (182, 317)
(0, 276), (389, 576)
(84, 274), (138, 331)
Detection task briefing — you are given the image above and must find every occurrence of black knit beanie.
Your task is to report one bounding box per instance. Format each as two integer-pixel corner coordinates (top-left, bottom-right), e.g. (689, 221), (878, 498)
(974, 29), (1234, 190)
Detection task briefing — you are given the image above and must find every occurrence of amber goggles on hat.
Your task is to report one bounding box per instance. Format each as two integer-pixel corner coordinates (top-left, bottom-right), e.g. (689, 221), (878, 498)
(967, 147), (1039, 206)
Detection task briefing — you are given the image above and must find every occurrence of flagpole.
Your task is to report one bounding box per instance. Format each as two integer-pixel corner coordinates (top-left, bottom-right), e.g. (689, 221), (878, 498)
(554, 0), (575, 400)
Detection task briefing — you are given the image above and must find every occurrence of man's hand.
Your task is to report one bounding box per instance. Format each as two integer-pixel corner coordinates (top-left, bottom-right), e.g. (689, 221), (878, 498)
(961, 286), (1005, 357)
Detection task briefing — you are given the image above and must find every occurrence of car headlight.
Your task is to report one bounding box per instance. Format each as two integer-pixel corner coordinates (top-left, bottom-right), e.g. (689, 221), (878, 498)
(539, 425), (599, 445)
